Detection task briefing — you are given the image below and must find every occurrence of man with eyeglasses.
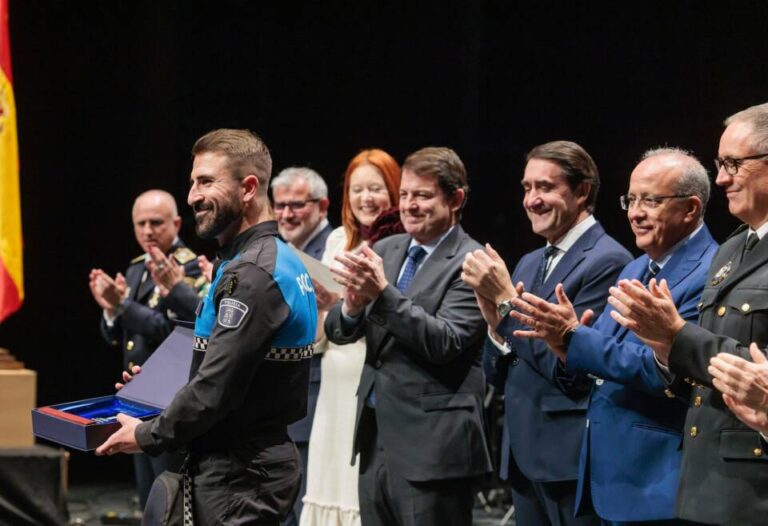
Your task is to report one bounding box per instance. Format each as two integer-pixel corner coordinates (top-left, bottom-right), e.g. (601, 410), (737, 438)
(507, 148), (717, 525)
(462, 141), (631, 526)
(270, 166), (332, 526)
(271, 166), (333, 260)
(609, 102), (768, 526)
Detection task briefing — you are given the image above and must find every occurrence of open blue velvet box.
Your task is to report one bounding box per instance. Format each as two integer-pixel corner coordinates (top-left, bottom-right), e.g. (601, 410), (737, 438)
(32, 324), (194, 451)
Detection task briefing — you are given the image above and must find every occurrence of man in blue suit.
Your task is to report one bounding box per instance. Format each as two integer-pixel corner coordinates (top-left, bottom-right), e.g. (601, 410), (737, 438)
(463, 141), (631, 525)
(508, 148), (717, 524)
(271, 166), (333, 526)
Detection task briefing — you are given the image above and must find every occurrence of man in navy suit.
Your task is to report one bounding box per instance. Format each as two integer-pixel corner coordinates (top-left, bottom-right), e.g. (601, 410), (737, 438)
(507, 148), (718, 524)
(271, 166), (333, 526)
(463, 141), (631, 526)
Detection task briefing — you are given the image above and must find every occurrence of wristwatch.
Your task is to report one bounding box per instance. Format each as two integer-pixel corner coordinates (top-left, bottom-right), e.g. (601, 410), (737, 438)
(496, 299), (514, 318)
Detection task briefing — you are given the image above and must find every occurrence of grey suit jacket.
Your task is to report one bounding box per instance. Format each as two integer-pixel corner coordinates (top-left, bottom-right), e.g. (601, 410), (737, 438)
(325, 224), (493, 482)
(668, 226), (768, 525)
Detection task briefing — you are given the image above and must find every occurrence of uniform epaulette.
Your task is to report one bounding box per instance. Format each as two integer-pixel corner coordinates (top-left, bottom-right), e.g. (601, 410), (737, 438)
(726, 224), (749, 241)
(173, 246), (197, 264)
(130, 254), (145, 264)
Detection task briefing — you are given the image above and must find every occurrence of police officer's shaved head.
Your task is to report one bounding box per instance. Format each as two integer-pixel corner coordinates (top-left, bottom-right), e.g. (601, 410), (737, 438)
(132, 189), (181, 255)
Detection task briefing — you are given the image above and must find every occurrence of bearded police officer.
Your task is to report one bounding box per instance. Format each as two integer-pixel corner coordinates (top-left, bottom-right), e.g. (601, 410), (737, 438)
(98, 129), (318, 525)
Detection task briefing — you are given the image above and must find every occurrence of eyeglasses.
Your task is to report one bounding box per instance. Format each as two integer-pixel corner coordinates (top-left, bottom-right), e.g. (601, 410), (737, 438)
(273, 199), (320, 212)
(714, 153), (768, 175)
(619, 194), (691, 211)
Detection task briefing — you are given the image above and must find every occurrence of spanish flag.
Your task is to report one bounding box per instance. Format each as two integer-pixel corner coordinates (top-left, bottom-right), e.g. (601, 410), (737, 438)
(0, 0), (21, 323)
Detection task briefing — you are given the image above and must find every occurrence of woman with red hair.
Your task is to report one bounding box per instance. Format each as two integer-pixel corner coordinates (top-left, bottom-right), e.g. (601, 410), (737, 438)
(300, 149), (401, 526)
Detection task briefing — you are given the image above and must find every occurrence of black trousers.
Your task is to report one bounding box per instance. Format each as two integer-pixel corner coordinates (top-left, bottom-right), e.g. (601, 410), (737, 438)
(511, 479), (599, 526)
(190, 437), (301, 526)
(357, 408), (475, 526)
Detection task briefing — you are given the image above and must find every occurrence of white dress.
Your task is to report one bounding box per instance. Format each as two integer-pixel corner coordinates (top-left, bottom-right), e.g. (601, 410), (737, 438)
(300, 227), (365, 526)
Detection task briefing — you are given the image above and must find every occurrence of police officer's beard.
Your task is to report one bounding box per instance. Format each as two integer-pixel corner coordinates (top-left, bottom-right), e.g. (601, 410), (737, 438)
(194, 197), (243, 240)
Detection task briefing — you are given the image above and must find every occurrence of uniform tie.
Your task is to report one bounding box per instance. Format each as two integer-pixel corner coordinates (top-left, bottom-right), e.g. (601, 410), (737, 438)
(742, 232), (759, 262)
(641, 260), (661, 286)
(397, 246), (427, 292)
(531, 245), (559, 293)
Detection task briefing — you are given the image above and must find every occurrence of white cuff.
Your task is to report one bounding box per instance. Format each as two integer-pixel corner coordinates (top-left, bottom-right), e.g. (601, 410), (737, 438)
(488, 328), (512, 355)
(654, 352), (674, 383)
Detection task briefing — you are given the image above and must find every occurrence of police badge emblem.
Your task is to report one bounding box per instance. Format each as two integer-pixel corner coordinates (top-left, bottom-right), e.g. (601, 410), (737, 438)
(711, 261), (732, 286)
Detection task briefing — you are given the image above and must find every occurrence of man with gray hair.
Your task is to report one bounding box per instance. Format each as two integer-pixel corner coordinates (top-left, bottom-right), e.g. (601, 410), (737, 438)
(271, 166), (332, 526)
(609, 102), (768, 525)
(508, 148), (718, 524)
(271, 166), (332, 260)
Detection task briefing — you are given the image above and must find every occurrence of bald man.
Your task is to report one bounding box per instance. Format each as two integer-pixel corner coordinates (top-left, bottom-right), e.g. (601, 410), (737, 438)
(89, 189), (204, 509)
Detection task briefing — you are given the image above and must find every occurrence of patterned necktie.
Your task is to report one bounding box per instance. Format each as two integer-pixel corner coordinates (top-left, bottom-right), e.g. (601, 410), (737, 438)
(641, 260), (661, 286)
(531, 245), (559, 293)
(396, 246), (427, 292)
(742, 232), (759, 262)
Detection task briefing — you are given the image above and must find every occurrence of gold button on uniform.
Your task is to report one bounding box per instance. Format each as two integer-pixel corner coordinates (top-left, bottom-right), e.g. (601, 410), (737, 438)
(128, 361), (134, 369)
(664, 389), (675, 399)
(694, 396), (702, 407)
(742, 303), (751, 313)
(717, 306), (726, 317)
(754, 448), (763, 457)
(690, 426), (698, 437)
(126, 340), (135, 351)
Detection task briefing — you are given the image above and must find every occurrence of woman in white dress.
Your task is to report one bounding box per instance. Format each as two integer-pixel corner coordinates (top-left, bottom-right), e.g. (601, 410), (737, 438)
(300, 149), (402, 526)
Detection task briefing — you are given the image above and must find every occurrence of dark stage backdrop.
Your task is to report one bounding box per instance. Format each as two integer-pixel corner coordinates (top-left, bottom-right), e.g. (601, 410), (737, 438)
(1, 0), (766, 480)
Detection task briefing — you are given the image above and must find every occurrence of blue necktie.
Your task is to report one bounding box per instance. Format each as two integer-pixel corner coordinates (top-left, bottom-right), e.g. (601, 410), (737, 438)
(641, 260), (661, 286)
(531, 245), (559, 293)
(396, 246), (427, 292)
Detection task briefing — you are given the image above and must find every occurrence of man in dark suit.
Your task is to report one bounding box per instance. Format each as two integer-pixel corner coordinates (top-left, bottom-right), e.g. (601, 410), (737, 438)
(325, 147), (492, 526)
(88, 189), (203, 509)
(462, 141), (631, 526)
(508, 148), (718, 524)
(609, 102), (768, 525)
(271, 166), (333, 526)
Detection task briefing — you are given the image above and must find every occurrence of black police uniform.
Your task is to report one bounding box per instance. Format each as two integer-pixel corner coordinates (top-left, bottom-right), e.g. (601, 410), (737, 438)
(100, 240), (204, 508)
(135, 221), (317, 525)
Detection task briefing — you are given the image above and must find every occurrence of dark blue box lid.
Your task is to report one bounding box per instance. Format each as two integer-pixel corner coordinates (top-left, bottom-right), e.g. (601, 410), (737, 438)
(117, 325), (193, 409)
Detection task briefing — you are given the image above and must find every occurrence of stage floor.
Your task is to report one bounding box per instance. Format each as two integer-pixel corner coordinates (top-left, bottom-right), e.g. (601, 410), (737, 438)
(66, 482), (515, 525)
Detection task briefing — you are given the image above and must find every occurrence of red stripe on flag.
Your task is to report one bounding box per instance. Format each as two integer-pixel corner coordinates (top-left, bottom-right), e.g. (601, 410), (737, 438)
(0, 257), (20, 322)
(0, 0), (12, 84)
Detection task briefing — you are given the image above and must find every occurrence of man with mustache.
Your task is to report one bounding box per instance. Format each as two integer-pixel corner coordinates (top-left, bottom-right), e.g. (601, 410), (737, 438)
(462, 141), (631, 526)
(609, 102), (768, 525)
(88, 189), (203, 509)
(97, 129), (318, 525)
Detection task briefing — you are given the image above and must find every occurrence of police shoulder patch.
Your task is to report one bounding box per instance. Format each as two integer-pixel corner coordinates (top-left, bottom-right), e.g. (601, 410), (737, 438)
(218, 298), (249, 328)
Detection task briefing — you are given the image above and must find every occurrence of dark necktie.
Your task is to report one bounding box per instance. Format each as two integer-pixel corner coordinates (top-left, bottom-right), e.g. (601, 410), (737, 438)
(531, 245), (559, 293)
(396, 246), (427, 292)
(641, 260), (661, 286)
(741, 232), (759, 262)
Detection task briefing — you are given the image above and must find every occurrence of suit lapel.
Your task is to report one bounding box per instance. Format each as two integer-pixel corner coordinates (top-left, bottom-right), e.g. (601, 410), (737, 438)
(404, 226), (462, 298)
(538, 222), (605, 300)
(656, 225), (714, 290)
(715, 231), (768, 299)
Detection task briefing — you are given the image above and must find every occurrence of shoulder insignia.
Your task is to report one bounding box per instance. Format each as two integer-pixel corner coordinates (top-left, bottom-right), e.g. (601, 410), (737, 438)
(183, 276), (198, 288)
(130, 254), (145, 264)
(218, 298), (249, 328)
(173, 247), (197, 264)
(225, 275), (238, 295)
